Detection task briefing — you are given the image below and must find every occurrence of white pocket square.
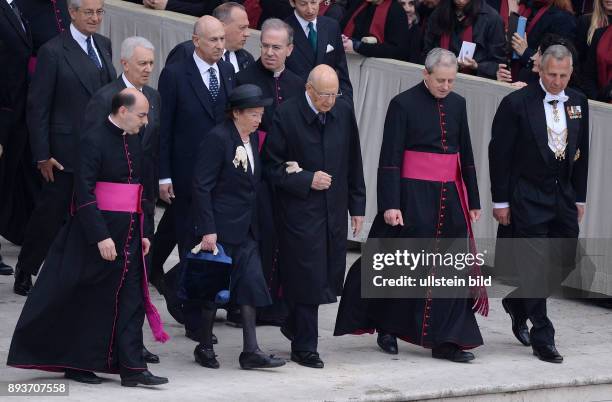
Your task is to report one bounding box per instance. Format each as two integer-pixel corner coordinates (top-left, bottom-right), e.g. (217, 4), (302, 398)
(326, 44), (334, 53)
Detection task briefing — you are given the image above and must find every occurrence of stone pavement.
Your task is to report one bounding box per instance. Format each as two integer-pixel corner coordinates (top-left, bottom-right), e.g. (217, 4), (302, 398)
(1, 236), (611, 401)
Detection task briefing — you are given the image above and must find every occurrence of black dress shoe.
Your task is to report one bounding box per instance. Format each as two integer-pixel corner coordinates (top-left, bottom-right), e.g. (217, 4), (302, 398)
(121, 370), (169, 387)
(142, 346), (160, 364)
(0, 259), (14, 275)
(502, 299), (531, 346)
(64, 369), (103, 384)
(239, 351), (286, 369)
(290, 351), (324, 369)
(432, 344), (475, 363)
(377, 333), (398, 355)
(532, 345), (563, 363)
(194, 345), (220, 368)
(13, 267), (32, 296)
(280, 325), (294, 342)
(185, 330), (218, 344)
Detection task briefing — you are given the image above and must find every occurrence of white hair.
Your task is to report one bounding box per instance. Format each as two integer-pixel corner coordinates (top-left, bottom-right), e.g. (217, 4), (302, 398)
(120, 36), (155, 60)
(424, 48), (457, 73)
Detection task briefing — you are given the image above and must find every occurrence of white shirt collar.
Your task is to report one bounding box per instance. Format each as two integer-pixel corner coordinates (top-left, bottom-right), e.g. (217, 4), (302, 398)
(6, 0), (14, 6)
(305, 91), (318, 115)
(294, 10), (317, 33)
(121, 73), (142, 91)
(193, 51), (218, 75)
(273, 67), (285, 78)
(539, 79), (569, 104)
(70, 23), (89, 46)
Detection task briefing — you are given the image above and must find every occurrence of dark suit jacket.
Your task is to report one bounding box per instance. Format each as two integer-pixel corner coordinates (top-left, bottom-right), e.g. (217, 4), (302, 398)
(158, 55), (235, 197)
(489, 83), (589, 218)
(165, 39), (254, 72)
(0, 0), (32, 146)
(285, 14), (353, 103)
(27, 30), (115, 172)
(81, 77), (162, 215)
(192, 119), (260, 244)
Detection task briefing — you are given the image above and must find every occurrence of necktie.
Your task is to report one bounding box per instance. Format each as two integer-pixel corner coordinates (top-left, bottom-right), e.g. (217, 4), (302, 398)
(86, 36), (102, 70)
(317, 112), (326, 125)
(10, 1), (25, 32)
(307, 22), (317, 51)
(224, 51), (231, 63)
(209, 67), (220, 102)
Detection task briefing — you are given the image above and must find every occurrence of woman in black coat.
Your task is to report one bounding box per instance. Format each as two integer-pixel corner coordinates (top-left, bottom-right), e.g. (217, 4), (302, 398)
(423, 0), (506, 78)
(189, 84), (285, 370)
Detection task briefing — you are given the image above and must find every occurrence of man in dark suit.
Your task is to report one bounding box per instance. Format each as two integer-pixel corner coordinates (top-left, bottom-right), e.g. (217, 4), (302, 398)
(0, 0), (34, 274)
(489, 44), (589, 363)
(164, 2), (254, 73)
(158, 15), (235, 340)
(263, 65), (366, 368)
(80, 36), (161, 366)
(13, 0), (115, 296)
(17, 0), (69, 53)
(285, 0), (353, 103)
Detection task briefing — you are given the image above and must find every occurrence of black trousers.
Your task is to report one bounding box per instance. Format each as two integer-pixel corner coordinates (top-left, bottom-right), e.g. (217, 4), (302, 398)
(16, 171), (73, 275)
(286, 303), (319, 352)
(505, 192), (579, 347)
(117, 251), (147, 376)
(150, 204), (176, 292)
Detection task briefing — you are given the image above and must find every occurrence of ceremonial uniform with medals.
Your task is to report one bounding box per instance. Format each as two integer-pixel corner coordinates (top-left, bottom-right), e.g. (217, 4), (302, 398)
(489, 80), (589, 358)
(334, 81), (487, 358)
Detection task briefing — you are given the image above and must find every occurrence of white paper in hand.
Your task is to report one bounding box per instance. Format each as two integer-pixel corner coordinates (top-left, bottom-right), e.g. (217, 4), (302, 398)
(459, 41), (476, 61)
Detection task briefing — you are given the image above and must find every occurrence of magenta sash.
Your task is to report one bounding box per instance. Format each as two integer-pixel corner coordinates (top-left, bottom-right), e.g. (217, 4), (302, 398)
(95, 182), (169, 343)
(401, 151), (489, 316)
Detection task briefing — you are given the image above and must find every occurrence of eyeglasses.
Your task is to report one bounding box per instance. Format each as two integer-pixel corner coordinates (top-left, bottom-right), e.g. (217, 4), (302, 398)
(310, 85), (342, 99)
(79, 8), (105, 17)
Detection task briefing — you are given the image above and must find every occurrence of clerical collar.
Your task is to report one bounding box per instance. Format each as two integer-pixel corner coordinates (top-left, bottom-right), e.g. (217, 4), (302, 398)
(305, 91), (319, 115)
(107, 116), (126, 135)
(273, 67), (284, 78)
(539, 79), (569, 103)
(121, 74), (143, 91)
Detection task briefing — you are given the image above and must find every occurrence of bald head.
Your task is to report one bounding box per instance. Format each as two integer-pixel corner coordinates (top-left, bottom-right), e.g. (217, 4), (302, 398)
(111, 88), (149, 135)
(306, 64), (340, 113)
(193, 16), (225, 64)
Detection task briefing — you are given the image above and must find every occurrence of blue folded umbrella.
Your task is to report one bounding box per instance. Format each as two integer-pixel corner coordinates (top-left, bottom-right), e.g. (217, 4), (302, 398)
(186, 244), (232, 264)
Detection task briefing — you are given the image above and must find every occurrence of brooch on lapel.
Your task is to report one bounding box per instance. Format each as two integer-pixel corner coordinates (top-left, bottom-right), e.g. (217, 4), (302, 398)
(567, 105), (582, 119)
(574, 148), (581, 162)
(233, 146), (248, 172)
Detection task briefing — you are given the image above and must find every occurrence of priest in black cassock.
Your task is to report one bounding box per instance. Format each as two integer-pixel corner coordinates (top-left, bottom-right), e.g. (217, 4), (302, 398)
(263, 64), (366, 368)
(334, 48), (488, 363)
(7, 89), (169, 387)
(236, 17), (304, 326)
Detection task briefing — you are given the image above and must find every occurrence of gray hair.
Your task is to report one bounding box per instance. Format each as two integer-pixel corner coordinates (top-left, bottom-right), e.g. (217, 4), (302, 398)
(120, 36), (155, 60)
(540, 44), (573, 69)
(68, 0), (82, 8)
(424, 48), (457, 73)
(212, 2), (246, 23)
(261, 18), (294, 45)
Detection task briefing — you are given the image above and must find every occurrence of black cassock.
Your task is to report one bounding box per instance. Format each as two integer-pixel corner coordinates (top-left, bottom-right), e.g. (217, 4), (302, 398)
(236, 60), (304, 322)
(7, 119), (159, 374)
(263, 94), (366, 305)
(334, 82), (484, 350)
